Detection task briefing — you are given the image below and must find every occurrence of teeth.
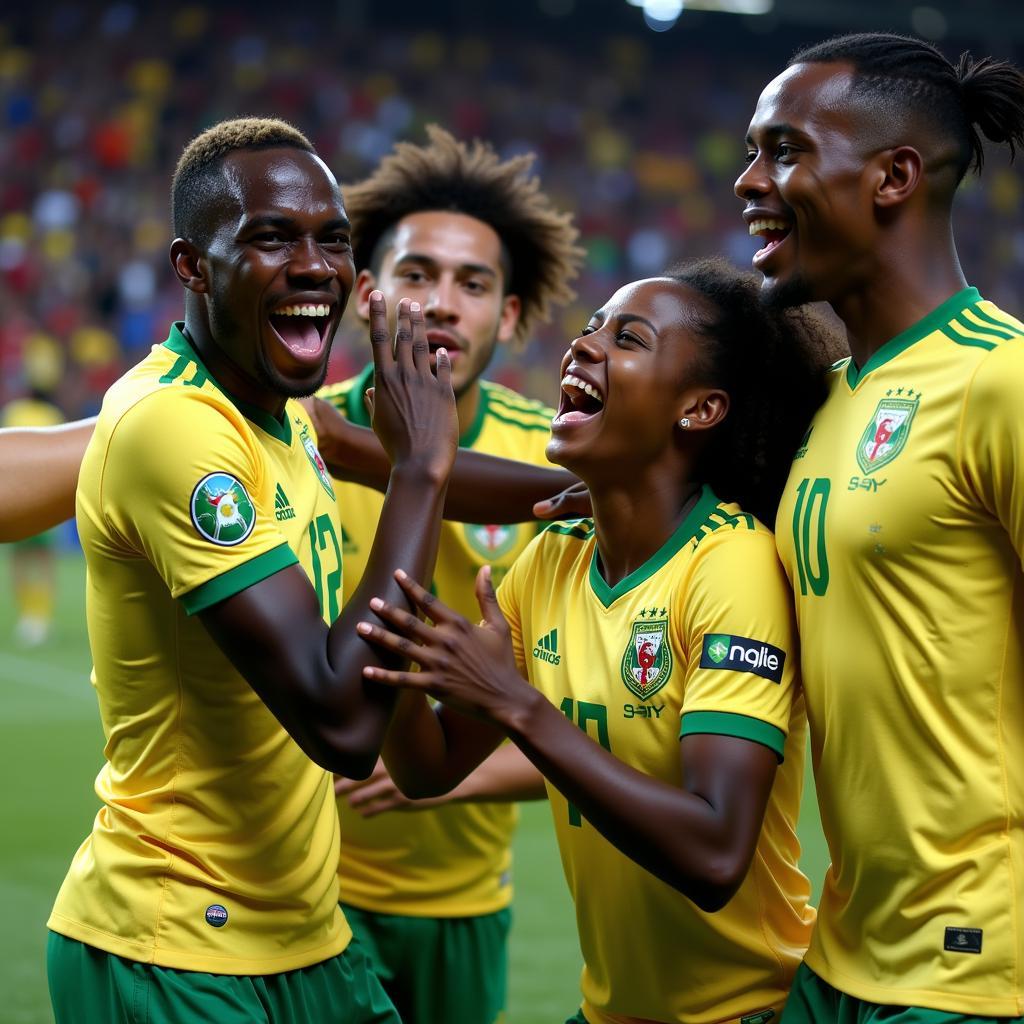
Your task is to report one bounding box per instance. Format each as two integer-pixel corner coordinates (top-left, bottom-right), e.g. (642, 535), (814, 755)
(274, 304), (331, 317)
(560, 373), (603, 405)
(748, 218), (789, 237)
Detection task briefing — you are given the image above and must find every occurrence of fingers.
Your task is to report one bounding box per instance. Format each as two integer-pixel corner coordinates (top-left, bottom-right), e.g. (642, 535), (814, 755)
(475, 565), (507, 630)
(393, 568), (459, 623)
(434, 345), (452, 390)
(533, 482), (592, 520)
(356, 620), (427, 662)
(367, 290), (392, 367)
(363, 387), (375, 418)
(408, 301), (429, 372)
(367, 596), (437, 644)
(362, 664), (433, 688)
(394, 299), (418, 370)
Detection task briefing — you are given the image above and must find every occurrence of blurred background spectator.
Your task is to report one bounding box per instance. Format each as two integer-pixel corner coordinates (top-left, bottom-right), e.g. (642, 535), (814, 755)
(1, 0), (1022, 415)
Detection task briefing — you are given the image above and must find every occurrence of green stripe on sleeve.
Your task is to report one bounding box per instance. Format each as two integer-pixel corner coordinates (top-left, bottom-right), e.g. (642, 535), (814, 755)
(181, 542), (299, 615)
(680, 710), (786, 762)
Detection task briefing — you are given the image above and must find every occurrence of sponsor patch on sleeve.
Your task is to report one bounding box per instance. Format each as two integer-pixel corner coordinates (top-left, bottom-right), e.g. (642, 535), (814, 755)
(700, 633), (785, 683)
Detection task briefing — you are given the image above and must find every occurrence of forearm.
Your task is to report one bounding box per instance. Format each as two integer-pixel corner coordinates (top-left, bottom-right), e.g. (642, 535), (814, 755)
(501, 693), (746, 907)
(382, 691), (507, 799)
(0, 418), (95, 541)
(314, 401), (575, 523)
(444, 742), (547, 803)
(325, 467), (449, 772)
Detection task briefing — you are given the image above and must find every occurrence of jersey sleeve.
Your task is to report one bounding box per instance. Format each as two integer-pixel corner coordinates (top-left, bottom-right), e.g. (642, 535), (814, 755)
(496, 544), (530, 677)
(101, 389), (297, 613)
(677, 529), (799, 762)
(960, 341), (1024, 563)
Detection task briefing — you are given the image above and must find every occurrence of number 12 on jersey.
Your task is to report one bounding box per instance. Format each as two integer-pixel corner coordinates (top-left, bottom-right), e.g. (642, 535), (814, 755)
(792, 477), (830, 597)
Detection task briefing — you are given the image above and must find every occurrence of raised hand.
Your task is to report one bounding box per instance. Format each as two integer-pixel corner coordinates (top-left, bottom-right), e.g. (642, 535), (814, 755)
(357, 567), (531, 726)
(367, 291), (458, 483)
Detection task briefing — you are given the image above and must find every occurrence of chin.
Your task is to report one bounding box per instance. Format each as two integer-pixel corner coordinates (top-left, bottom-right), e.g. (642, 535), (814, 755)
(759, 271), (816, 311)
(258, 358), (330, 400)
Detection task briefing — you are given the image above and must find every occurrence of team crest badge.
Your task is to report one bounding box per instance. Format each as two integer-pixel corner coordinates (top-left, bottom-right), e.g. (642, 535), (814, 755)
(856, 392), (919, 474)
(300, 428), (335, 499)
(191, 472), (256, 546)
(620, 613), (673, 700)
(463, 523), (520, 560)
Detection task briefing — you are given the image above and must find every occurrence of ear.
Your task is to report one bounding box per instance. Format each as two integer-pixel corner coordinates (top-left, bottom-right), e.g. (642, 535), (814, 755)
(496, 293), (522, 346)
(677, 387), (730, 433)
(354, 269), (378, 321)
(873, 145), (923, 210)
(170, 238), (207, 294)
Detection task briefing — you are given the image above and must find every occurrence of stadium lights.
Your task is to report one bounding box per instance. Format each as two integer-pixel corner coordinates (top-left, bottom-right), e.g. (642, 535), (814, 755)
(626, 0), (774, 33)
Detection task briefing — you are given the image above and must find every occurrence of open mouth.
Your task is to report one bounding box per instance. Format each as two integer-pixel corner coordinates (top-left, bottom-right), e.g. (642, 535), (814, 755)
(749, 217), (792, 264)
(552, 372), (604, 427)
(426, 331), (461, 370)
(269, 303), (333, 361)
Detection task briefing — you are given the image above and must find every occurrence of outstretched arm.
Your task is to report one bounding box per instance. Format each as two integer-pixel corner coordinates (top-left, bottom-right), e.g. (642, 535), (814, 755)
(308, 396), (585, 524)
(199, 296), (457, 779)
(335, 743), (546, 817)
(0, 418), (95, 541)
(359, 569), (779, 912)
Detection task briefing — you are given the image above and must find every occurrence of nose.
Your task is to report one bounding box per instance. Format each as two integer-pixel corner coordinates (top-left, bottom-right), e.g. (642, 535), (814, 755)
(424, 277), (457, 324)
(569, 328), (604, 364)
(734, 153), (770, 201)
(288, 236), (336, 283)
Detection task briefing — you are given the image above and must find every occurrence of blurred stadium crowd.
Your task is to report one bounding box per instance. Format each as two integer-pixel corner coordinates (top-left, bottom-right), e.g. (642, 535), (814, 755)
(2, 2), (1023, 414)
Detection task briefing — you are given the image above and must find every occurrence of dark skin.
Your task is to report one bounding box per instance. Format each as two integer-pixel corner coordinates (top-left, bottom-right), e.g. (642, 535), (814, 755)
(169, 146), (458, 779)
(355, 279), (783, 912)
(736, 60), (968, 366)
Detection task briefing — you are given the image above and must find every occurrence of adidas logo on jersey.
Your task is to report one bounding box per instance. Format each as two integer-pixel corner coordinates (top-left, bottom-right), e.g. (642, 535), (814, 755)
(275, 484), (296, 521)
(533, 628), (561, 665)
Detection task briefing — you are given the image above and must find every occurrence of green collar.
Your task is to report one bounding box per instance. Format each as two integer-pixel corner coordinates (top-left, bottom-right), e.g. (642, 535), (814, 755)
(163, 324), (292, 444)
(589, 484), (720, 608)
(346, 363), (488, 449)
(845, 287), (981, 389)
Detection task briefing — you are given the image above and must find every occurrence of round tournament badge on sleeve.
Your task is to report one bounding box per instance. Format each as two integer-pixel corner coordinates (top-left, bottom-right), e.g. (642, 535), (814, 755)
(191, 472), (256, 546)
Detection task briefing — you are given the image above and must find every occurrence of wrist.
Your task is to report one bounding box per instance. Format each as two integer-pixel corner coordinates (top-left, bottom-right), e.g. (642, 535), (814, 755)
(389, 458), (451, 490)
(496, 680), (548, 738)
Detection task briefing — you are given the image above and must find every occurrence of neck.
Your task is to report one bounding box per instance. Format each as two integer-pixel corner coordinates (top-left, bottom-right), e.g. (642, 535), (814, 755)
(183, 310), (285, 419)
(833, 221), (968, 369)
(454, 380), (481, 439)
(589, 468), (703, 588)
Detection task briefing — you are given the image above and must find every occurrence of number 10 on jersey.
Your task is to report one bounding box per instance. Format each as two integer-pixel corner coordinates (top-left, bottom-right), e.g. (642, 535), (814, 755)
(792, 477), (830, 597)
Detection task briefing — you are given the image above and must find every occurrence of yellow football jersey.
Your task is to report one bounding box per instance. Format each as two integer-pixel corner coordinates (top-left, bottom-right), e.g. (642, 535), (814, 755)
(776, 288), (1024, 1015)
(49, 324), (351, 975)
(320, 365), (553, 916)
(497, 488), (815, 1024)
(1, 396), (63, 429)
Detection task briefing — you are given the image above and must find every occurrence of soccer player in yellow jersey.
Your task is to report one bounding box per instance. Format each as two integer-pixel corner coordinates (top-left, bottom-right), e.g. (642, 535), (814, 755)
(45, 117), (461, 1024)
(319, 127), (583, 1024)
(353, 261), (838, 1023)
(2, 387), (65, 644)
(736, 32), (1024, 1021)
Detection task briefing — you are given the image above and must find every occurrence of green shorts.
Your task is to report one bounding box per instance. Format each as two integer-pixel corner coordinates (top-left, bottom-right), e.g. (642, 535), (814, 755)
(781, 962), (1024, 1023)
(341, 902), (511, 1024)
(47, 930), (400, 1024)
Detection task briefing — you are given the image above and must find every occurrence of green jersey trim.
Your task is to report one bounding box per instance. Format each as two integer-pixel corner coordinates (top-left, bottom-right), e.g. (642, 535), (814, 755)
(181, 542), (299, 615)
(543, 518), (595, 541)
(338, 365), (547, 447)
(845, 287), (981, 389)
(162, 325), (293, 445)
(589, 485), (721, 608)
(680, 710), (786, 762)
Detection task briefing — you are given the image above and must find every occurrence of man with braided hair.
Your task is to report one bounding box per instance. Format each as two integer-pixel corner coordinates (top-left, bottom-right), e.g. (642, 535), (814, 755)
(319, 125), (583, 1024)
(736, 32), (1024, 1020)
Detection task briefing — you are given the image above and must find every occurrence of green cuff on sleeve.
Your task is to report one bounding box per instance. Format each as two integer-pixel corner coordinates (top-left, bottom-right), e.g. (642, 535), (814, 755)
(181, 542), (299, 615)
(680, 710), (786, 763)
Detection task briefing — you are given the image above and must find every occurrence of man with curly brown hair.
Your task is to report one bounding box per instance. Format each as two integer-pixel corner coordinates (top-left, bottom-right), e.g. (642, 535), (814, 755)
(320, 125), (583, 1024)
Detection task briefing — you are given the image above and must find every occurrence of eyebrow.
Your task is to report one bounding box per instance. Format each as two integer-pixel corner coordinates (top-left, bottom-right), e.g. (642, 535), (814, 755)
(241, 214), (351, 233)
(746, 122), (804, 145)
(392, 252), (498, 278)
(592, 311), (659, 335)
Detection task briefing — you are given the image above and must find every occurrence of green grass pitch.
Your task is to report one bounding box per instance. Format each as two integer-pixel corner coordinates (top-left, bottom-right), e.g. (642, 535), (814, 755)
(0, 549), (829, 1024)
